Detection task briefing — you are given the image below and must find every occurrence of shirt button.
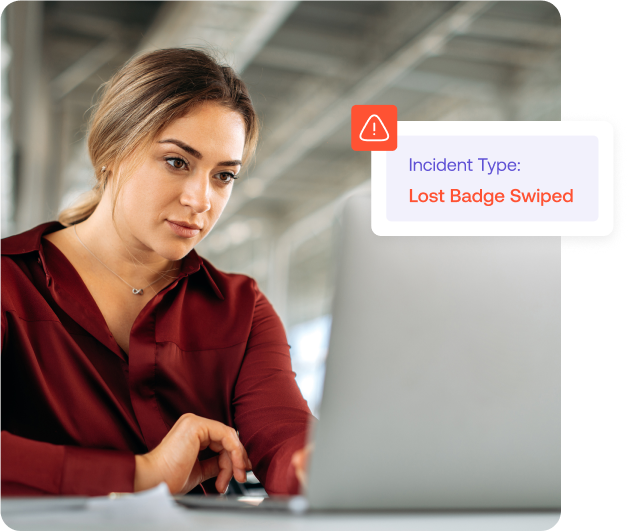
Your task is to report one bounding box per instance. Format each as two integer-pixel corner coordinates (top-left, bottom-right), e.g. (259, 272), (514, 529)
(37, 257), (41, 264)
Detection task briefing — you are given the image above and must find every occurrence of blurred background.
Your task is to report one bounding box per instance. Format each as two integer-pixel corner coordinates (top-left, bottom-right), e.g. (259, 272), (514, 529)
(1, 1), (560, 415)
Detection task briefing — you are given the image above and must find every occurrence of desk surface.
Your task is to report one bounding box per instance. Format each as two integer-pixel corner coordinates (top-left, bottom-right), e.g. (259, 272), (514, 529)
(2, 498), (560, 531)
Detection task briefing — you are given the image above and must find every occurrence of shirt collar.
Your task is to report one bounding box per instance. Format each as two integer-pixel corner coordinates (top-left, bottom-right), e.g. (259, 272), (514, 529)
(178, 248), (225, 300)
(2, 222), (224, 300)
(1, 221), (62, 255)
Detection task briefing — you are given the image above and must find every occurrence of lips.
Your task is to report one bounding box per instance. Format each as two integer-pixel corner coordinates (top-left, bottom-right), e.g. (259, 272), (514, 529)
(167, 220), (202, 238)
(169, 220), (201, 230)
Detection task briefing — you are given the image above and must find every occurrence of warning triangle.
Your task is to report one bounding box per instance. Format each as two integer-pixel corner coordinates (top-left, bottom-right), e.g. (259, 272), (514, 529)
(359, 114), (389, 142)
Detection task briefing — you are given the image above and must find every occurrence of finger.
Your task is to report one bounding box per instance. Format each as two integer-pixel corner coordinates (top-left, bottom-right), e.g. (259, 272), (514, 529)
(229, 445), (249, 483)
(174, 415), (248, 484)
(215, 450), (233, 494)
(189, 459), (203, 487)
(198, 422), (245, 465)
(291, 450), (303, 470)
(206, 427), (249, 479)
(150, 414), (243, 495)
(206, 439), (247, 481)
(222, 429), (248, 471)
(291, 446), (312, 488)
(199, 456), (221, 482)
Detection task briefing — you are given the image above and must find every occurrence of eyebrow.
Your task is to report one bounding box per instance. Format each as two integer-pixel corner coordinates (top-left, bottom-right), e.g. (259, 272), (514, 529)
(158, 138), (242, 167)
(158, 138), (203, 159)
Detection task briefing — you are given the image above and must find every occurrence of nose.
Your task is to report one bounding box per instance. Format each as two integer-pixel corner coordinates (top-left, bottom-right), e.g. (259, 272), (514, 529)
(180, 174), (212, 214)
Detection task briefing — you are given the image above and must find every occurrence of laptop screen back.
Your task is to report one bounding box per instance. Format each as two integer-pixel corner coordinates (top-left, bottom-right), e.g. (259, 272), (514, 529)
(307, 194), (560, 510)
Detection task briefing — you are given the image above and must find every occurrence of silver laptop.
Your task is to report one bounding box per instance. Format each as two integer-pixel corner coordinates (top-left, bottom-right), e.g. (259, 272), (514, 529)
(179, 192), (560, 512)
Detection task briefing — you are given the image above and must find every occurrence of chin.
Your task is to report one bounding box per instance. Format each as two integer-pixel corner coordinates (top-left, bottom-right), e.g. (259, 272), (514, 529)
(152, 240), (195, 262)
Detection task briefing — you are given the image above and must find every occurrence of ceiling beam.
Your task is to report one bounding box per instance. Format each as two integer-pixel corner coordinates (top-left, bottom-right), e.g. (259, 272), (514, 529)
(253, 45), (354, 78)
(45, 11), (132, 40)
(50, 38), (125, 100)
(465, 17), (560, 46)
(444, 38), (556, 67)
(137, 1), (299, 73)
(392, 69), (501, 102)
(223, 1), (494, 220)
(231, 2), (300, 73)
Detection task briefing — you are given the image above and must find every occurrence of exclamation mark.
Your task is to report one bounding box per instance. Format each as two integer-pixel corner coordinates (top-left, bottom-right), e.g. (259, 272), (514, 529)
(373, 121), (376, 135)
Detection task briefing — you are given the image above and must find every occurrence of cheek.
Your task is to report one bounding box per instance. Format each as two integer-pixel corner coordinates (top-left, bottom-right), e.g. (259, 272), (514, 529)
(118, 173), (175, 226)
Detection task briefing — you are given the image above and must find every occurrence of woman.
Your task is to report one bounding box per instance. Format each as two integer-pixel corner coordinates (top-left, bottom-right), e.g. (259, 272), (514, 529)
(1, 48), (313, 497)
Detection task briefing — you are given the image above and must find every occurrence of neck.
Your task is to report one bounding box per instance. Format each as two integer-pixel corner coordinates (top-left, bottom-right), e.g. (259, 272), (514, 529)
(75, 192), (180, 288)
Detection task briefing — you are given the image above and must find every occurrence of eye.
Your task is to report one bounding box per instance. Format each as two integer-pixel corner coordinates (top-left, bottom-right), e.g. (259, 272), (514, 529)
(165, 157), (189, 170)
(215, 171), (237, 184)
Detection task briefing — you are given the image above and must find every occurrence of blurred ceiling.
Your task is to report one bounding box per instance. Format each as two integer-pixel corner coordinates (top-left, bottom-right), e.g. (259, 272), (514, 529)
(4, 1), (560, 306)
(136, 1), (299, 72)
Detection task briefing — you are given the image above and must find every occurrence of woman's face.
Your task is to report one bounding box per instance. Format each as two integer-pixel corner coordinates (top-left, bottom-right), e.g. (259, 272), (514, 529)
(115, 101), (246, 261)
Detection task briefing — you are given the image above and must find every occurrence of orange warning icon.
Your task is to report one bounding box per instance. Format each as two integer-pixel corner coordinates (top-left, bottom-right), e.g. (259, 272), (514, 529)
(359, 115), (389, 141)
(351, 105), (397, 151)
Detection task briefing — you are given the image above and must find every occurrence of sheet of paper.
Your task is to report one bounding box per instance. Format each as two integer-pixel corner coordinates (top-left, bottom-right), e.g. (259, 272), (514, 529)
(2, 483), (193, 531)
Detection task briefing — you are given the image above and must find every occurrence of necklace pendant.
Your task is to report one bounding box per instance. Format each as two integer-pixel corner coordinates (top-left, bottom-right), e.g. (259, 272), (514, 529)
(132, 288), (144, 295)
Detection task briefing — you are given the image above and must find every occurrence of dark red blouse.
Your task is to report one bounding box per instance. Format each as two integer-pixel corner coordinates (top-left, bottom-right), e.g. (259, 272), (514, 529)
(1, 222), (313, 496)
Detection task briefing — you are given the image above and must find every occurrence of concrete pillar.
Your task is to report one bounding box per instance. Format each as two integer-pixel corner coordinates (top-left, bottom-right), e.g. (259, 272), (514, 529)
(10, 1), (54, 232)
(1, 13), (14, 236)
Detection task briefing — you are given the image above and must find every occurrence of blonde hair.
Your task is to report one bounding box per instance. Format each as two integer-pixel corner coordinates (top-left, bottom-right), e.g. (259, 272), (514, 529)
(59, 48), (259, 226)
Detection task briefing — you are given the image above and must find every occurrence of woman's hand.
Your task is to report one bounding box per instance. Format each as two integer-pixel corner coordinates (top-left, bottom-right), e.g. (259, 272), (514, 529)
(291, 443), (314, 488)
(134, 413), (251, 495)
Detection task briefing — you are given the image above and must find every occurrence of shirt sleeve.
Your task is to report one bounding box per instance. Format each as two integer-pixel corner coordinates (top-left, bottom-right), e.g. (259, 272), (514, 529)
(1, 309), (136, 497)
(231, 283), (316, 495)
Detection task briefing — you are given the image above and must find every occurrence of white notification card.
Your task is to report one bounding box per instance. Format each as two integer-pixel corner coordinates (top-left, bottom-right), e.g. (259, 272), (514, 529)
(371, 121), (613, 236)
